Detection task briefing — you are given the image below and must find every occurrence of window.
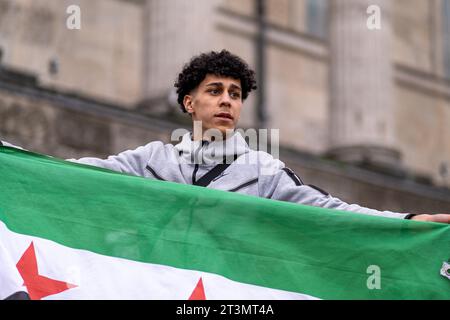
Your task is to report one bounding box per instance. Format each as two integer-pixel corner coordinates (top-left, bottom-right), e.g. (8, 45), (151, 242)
(306, 0), (329, 39)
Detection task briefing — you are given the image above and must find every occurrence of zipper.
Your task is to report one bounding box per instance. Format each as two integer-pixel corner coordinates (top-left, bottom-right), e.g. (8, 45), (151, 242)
(192, 164), (199, 184)
(145, 165), (166, 181)
(229, 178), (258, 192)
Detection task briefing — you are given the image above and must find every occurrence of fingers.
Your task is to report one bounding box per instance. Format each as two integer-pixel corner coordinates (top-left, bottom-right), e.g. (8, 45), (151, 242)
(411, 214), (450, 224)
(431, 214), (450, 224)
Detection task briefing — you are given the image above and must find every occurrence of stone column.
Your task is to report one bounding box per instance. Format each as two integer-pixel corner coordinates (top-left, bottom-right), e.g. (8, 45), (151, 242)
(328, 0), (401, 168)
(141, 0), (220, 114)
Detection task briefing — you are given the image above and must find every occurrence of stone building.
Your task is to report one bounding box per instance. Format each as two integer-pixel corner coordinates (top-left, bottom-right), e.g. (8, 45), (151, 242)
(1, 0), (450, 213)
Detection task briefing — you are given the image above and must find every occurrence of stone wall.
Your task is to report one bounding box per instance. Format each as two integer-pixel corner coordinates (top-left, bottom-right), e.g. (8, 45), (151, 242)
(0, 0), (143, 107)
(0, 86), (175, 159)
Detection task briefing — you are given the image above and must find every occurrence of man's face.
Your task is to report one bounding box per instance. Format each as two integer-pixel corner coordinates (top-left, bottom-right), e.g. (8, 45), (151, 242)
(184, 74), (242, 139)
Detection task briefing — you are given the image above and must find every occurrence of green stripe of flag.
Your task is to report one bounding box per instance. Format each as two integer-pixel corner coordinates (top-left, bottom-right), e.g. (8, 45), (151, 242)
(0, 146), (449, 299)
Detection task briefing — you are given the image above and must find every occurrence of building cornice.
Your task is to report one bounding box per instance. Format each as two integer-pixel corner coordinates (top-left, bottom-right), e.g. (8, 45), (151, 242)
(395, 64), (450, 100)
(216, 8), (328, 61)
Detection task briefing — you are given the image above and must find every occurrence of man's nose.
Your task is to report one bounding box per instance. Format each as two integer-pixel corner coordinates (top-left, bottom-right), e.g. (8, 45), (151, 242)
(219, 92), (232, 106)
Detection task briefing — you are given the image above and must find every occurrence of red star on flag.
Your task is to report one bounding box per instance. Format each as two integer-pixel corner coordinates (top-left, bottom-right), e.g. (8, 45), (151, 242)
(16, 242), (77, 300)
(188, 277), (206, 300)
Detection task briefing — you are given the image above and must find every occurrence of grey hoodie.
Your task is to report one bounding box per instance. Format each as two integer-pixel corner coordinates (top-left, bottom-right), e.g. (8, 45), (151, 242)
(1, 132), (407, 219)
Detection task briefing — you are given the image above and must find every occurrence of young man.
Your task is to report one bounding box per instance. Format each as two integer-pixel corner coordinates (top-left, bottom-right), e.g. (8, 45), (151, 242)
(1, 50), (449, 224)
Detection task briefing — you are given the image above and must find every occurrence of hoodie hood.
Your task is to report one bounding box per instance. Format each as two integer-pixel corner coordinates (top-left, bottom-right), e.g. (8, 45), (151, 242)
(174, 131), (250, 165)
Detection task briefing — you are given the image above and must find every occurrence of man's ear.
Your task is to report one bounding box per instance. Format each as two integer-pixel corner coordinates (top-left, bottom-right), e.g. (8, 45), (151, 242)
(183, 95), (194, 114)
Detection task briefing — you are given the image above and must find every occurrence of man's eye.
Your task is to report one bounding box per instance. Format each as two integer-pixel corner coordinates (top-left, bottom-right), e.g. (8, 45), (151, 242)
(209, 89), (220, 95)
(230, 92), (241, 99)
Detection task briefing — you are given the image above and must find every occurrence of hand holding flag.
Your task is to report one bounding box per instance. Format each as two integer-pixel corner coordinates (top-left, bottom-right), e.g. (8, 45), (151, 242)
(411, 214), (450, 224)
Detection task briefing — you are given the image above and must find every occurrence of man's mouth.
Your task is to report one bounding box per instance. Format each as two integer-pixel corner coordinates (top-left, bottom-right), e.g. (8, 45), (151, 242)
(215, 113), (234, 120)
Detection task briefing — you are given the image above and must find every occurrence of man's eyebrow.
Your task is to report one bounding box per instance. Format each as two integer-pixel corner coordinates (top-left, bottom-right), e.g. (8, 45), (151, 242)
(205, 82), (242, 90)
(205, 82), (224, 87)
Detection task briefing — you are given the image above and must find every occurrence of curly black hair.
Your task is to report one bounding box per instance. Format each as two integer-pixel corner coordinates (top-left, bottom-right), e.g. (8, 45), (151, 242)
(174, 50), (257, 113)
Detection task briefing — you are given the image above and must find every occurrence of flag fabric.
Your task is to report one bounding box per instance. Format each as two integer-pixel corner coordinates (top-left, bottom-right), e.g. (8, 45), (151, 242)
(0, 239), (29, 300)
(0, 146), (449, 300)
